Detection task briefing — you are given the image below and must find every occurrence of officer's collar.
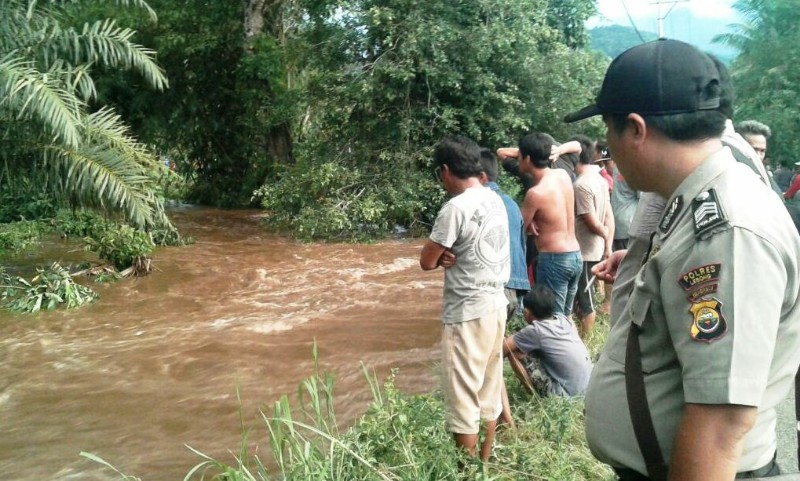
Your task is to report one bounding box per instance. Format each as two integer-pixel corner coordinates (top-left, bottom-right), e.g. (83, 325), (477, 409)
(657, 147), (733, 235)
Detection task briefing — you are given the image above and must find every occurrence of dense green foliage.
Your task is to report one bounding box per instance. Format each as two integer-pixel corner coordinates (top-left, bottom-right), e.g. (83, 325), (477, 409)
(258, 0), (606, 238)
(0, 220), (45, 254)
(0, 0), (176, 233)
(84, 0), (607, 239)
(253, 157), (441, 241)
(90, 0), (300, 207)
(716, 0), (800, 166)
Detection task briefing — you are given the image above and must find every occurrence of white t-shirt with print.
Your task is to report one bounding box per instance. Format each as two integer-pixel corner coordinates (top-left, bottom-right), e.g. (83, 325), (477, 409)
(430, 186), (510, 324)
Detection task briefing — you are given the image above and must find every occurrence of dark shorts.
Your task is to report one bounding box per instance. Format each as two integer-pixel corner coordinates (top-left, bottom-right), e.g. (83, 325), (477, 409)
(534, 251), (582, 317)
(575, 261), (599, 316)
(612, 238), (629, 251)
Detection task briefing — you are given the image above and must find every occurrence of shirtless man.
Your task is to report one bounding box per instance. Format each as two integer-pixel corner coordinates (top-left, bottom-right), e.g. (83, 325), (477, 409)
(498, 133), (582, 316)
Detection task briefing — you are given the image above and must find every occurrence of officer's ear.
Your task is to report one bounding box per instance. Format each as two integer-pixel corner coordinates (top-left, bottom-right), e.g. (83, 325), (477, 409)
(626, 113), (648, 144)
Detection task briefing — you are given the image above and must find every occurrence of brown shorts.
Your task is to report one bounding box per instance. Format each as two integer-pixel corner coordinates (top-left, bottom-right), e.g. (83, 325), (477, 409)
(441, 308), (506, 434)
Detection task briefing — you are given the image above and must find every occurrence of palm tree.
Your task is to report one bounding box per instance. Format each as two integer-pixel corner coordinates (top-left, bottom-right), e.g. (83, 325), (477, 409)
(711, 0), (800, 167)
(0, 0), (173, 232)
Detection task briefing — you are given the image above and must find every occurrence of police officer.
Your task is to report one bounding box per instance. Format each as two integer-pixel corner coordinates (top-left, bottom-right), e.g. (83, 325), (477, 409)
(564, 39), (800, 480)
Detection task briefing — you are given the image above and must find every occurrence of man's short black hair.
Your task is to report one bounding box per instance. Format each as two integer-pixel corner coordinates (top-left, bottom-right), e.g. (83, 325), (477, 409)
(595, 139), (608, 158)
(569, 134), (594, 165)
(479, 148), (499, 182)
(433, 135), (483, 179)
(606, 108), (727, 143)
(519, 132), (554, 168)
(523, 284), (557, 319)
(736, 120), (772, 139)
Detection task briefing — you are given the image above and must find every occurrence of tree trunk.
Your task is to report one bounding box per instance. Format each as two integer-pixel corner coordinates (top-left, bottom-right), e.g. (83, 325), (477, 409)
(243, 0), (294, 167)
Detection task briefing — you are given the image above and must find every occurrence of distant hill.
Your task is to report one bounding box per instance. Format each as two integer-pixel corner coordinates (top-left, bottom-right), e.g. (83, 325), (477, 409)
(589, 13), (738, 64)
(589, 25), (658, 59)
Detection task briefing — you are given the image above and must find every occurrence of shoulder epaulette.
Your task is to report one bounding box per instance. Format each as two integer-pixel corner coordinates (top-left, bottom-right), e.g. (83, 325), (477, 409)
(692, 188), (728, 239)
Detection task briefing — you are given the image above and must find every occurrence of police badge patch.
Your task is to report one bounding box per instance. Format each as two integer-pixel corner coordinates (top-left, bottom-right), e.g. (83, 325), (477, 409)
(689, 298), (727, 343)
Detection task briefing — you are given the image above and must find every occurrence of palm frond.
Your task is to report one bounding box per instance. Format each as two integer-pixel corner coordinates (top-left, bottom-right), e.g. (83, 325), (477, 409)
(2, 0), (174, 233)
(58, 61), (97, 102)
(109, 0), (158, 23)
(0, 52), (83, 147)
(83, 106), (159, 169)
(45, 143), (156, 229)
(36, 19), (168, 91)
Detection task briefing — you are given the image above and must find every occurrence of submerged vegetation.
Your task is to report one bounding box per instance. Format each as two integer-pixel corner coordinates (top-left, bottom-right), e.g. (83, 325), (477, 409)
(86, 317), (614, 480)
(1, 263), (98, 313)
(0, 206), (191, 312)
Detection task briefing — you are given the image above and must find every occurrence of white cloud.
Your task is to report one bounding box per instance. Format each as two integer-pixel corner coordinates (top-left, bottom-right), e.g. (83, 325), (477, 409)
(687, 0), (734, 18)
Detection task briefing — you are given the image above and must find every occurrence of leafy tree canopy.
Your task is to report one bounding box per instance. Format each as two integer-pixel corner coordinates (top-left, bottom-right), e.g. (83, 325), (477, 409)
(64, 0), (607, 239)
(0, 0), (175, 233)
(716, 0), (800, 166)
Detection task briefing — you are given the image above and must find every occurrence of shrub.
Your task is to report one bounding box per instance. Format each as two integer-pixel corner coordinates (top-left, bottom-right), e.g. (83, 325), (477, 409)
(51, 209), (114, 239)
(252, 155), (444, 242)
(0, 176), (57, 223)
(84, 224), (154, 271)
(0, 220), (44, 255)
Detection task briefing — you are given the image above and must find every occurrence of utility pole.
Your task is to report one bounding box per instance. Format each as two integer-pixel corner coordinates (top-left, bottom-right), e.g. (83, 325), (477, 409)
(649, 0), (690, 38)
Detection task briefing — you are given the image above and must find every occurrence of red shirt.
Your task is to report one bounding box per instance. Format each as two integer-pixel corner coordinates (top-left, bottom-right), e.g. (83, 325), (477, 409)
(599, 168), (614, 191)
(784, 175), (800, 200)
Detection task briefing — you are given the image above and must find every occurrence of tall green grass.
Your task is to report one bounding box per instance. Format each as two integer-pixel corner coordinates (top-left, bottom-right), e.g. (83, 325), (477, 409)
(86, 311), (616, 480)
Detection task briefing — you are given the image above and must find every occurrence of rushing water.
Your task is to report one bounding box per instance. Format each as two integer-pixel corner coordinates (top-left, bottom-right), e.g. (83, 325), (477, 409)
(0, 208), (443, 481)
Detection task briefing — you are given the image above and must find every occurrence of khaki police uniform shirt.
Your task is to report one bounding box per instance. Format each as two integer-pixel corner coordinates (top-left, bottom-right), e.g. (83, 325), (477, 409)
(585, 147), (800, 474)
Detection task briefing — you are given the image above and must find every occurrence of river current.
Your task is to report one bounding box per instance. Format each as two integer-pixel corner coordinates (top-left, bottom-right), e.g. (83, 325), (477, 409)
(0, 207), (443, 480)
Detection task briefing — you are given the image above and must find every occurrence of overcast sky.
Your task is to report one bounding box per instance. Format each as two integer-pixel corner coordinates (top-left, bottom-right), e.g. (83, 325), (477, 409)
(593, 0), (738, 28)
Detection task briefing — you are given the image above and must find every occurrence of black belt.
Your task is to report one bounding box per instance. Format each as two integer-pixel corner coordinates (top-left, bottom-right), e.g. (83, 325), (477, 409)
(613, 455), (779, 480)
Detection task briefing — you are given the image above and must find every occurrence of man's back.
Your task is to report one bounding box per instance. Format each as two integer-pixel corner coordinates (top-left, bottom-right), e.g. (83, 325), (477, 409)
(487, 182), (530, 293)
(610, 167), (639, 241)
(523, 168), (580, 253)
(574, 168), (610, 261)
(513, 314), (592, 396)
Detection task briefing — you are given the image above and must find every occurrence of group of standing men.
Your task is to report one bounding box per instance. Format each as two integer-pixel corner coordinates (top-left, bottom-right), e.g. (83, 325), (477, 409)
(421, 37), (800, 480)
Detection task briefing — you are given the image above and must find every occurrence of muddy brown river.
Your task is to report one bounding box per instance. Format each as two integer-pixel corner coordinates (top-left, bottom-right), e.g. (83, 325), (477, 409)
(0, 208), (443, 480)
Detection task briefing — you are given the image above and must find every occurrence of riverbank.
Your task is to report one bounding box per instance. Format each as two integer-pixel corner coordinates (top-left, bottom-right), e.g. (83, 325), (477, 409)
(158, 313), (617, 481)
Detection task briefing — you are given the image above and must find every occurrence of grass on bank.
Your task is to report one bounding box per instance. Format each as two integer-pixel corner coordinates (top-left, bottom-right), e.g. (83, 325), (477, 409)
(85, 301), (615, 481)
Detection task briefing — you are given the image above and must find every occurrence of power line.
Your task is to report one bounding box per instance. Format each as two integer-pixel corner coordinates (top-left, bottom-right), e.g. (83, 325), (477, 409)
(650, 0), (690, 38)
(621, 0), (646, 43)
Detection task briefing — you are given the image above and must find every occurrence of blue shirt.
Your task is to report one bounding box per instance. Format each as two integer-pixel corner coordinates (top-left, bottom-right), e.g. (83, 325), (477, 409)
(487, 182), (529, 292)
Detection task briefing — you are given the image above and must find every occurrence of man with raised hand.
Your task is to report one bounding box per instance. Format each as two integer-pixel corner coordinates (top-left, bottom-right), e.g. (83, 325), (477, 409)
(497, 133), (582, 318)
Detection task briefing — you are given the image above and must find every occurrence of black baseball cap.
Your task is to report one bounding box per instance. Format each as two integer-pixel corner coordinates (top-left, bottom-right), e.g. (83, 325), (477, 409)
(564, 39), (721, 123)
